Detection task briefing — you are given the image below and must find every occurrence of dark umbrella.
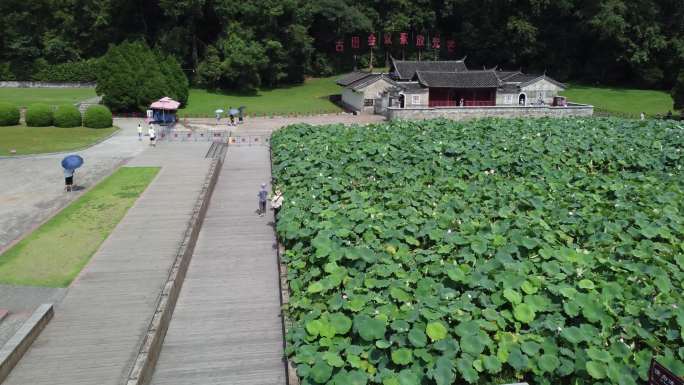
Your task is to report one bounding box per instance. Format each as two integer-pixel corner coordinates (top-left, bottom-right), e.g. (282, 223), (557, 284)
(61, 154), (84, 170)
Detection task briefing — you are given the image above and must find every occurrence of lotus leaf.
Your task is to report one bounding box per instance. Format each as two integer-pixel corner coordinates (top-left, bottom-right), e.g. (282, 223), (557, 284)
(426, 322), (448, 341)
(272, 118), (684, 385)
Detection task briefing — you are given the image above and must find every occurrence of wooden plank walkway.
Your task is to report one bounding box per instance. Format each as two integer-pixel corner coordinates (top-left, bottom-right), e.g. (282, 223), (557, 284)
(149, 145), (286, 385)
(3, 143), (212, 385)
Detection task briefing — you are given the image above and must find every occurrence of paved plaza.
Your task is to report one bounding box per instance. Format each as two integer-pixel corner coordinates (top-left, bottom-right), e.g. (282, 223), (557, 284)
(0, 118), (149, 252)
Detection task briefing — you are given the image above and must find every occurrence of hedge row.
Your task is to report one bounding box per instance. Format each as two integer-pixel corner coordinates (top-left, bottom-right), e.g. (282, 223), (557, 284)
(0, 104), (112, 128)
(83, 105), (113, 128)
(0, 103), (20, 125)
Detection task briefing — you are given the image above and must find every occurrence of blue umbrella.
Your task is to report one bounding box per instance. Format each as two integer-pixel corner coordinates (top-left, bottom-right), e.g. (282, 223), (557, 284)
(61, 154), (84, 170)
(229, 108), (239, 116)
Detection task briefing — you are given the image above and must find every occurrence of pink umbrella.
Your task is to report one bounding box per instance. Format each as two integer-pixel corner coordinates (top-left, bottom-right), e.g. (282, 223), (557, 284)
(150, 97), (180, 110)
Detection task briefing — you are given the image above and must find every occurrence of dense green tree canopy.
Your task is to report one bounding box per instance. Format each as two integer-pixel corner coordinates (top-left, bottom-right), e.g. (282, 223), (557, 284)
(96, 41), (188, 111)
(0, 0), (682, 90)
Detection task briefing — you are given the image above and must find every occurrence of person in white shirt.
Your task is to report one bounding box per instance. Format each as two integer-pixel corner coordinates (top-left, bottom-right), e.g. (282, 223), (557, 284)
(148, 125), (156, 147)
(137, 123), (143, 140)
(271, 190), (283, 216)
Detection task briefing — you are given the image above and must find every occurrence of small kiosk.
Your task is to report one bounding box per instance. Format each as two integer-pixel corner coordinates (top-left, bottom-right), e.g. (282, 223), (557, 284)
(149, 97), (180, 125)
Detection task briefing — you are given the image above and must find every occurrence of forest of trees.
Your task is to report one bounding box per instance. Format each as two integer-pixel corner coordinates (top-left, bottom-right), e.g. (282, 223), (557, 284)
(0, 0), (683, 92)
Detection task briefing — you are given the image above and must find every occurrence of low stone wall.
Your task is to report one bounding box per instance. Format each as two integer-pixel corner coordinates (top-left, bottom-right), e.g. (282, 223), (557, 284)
(386, 103), (594, 121)
(125, 148), (226, 385)
(0, 81), (95, 88)
(0, 304), (54, 383)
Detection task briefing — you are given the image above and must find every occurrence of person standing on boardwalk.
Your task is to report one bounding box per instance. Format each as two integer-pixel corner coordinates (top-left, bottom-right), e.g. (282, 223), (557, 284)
(271, 190), (283, 217)
(257, 183), (268, 216)
(137, 123), (143, 140)
(148, 125), (156, 147)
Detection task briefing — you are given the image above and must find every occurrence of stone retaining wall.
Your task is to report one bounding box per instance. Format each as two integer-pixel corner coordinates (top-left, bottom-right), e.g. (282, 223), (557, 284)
(386, 103), (594, 121)
(0, 304), (54, 383)
(0, 81), (95, 88)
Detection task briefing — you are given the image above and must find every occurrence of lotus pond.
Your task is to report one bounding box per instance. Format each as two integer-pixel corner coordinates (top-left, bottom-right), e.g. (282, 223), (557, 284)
(271, 118), (684, 385)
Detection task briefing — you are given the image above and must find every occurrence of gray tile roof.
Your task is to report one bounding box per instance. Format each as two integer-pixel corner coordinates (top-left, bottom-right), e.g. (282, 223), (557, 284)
(502, 73), (539, 83)
(336, 71), (374, 86)
(499, 83), (520, 93)
(415, 71), (500, 88)
(495, 71), (520, 81)
(350, 74), (399, 91)
(399, 82), (427, 92)
(391, 58), (468, 80)
(337, 73), (399, 92)
(518, 75), (567, 89)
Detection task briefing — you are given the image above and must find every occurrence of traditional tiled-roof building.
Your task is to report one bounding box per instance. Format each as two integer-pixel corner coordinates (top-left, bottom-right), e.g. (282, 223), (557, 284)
(337, 56), (567, 112)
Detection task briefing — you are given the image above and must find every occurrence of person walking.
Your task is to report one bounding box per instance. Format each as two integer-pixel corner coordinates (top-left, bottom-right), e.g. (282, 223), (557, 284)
(148, 125), (156, 147)
(257, 183), (268, 216)
(64, 167), (75, 192)
(229, 106), (235, 126)
(641, 112), (646, 121)
(137, 123), (143, 141)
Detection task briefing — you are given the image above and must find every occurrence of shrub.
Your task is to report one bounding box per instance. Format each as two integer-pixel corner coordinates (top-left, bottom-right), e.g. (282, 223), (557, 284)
(32, 58), (100, 83)
(97, 41), (188, 112)
(84, 105), (113, 128)
(54, 105), (82, 127)
(0, 103), (20, 126)
(25, 104), (54, 127)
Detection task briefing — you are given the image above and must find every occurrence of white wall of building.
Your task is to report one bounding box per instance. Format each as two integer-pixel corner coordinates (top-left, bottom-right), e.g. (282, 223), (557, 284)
(402, 90), (429, 107)
(341, 77), (398, 112)
(522, 78), (564, 104)
(341, 88), (364, 111)
(496, 92), (519, 105)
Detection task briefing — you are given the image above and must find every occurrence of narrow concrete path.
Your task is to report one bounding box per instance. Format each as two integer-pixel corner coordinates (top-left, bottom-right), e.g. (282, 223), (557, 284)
(150, 145), (286, 385)
(2, 142), (212, 385)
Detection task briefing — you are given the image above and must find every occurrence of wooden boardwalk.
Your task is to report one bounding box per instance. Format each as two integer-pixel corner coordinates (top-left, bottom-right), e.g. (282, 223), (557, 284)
(3, 143), (212, 385)
(149, 145), (286, 385)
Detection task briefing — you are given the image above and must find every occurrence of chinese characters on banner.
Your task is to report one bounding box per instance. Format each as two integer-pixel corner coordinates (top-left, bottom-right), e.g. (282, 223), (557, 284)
(447, 39), (456, 54)
(335, 33), (456, 59)
(399, 32), (409, 46)
(368, 33), (376, 47)
(351, 36), (360, 49)
(649, 360), (684, 385)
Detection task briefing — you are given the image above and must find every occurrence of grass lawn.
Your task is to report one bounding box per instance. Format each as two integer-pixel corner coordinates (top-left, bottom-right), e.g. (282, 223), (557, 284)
(180, 76), (343, 117)
(0, 126), (118, 156)
(561, 84), (675, 118)
(0, 87), (96, 107)
(0, 167), (159, 287)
